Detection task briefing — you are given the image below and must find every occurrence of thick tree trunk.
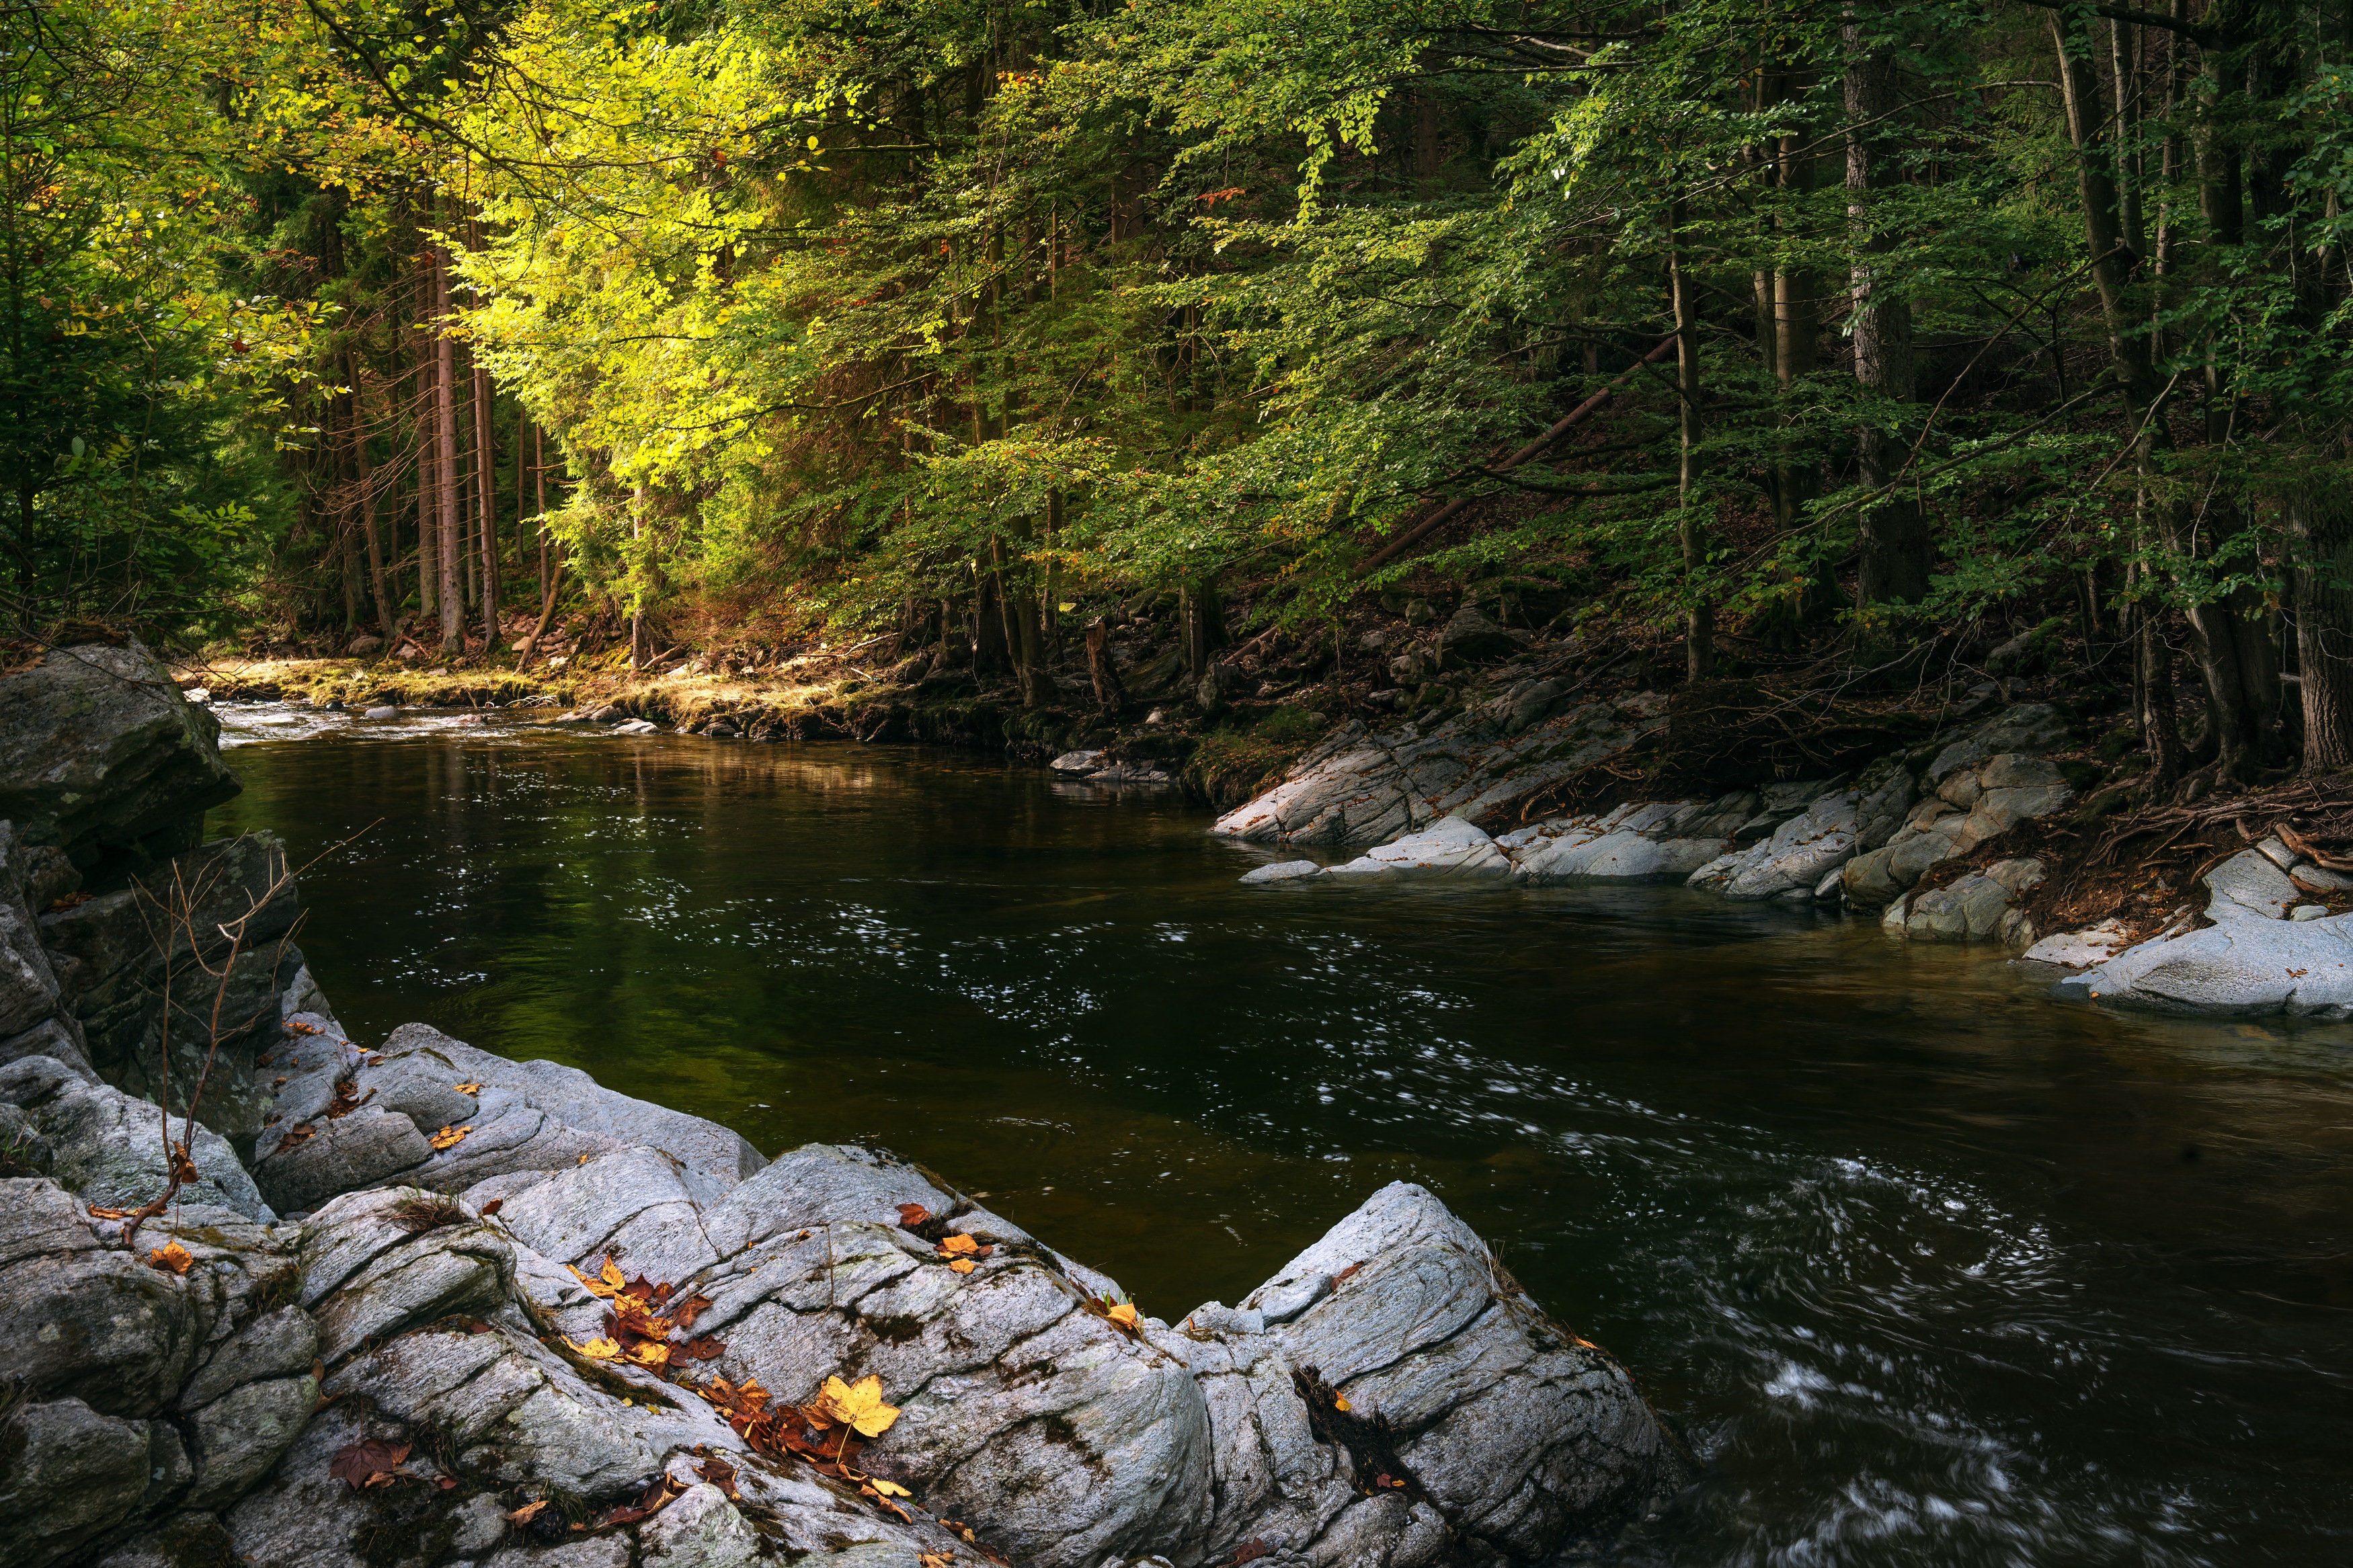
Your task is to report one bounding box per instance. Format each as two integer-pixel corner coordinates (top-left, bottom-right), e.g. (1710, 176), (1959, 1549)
(1845, 11), (1930, 605)
(2294, 485), (2353, 771)
(1185, 577), (1226, 690)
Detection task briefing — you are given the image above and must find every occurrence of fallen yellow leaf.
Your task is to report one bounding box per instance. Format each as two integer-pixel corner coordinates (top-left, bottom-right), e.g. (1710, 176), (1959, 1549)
(869, 1477), (911, 1497)
(148, 1240), (193, 1275)
(938, 1234), (980, 1256)
(1106, 1302), (1139, 1329)
(1333, 1395), (1352, 1412)
(947, 1257), (976, 1274)
(565, 1336), (623, 1360)
(813, 1374), (900, 1437)
(453, 1082), (483, 1096)
(505, 1499), (548, 1524)
(430, 1124), (469, 1151)
(625, 1341), (671, 1368)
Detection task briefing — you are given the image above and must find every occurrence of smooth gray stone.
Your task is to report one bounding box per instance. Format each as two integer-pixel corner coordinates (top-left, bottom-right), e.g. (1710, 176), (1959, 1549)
(0, 640), (241, 868)
(182, 1373), (317, 1510)
(1925, 702), (2071, 783)
(370, 1024), (764, 1203)
(1905, 874), (2011, 941)
(637, 1483), (764, 1568)
(0, 1017), (97, 1081)
(0, 1056), (271, 1220)
(1210, 693), (1673, 848)
(2206, 848), (2301, 922)
(0, 1178), (198, 1417)
(0, 1395), (157, 1568)
(254, 1106), (432, 1214)
(1698, 788), (1862, 901)
(86, 1511), (241, 1568)
(483, 1145), (719, 1284)
(0, 828), (61, 1038)
(178, 1305), (318, 1410)
(302, 1199), (515, 1366)
(1324, 816), (1513, 879)
(2077, 908), (2353, 1016)
(1240, 859), (1324, 884)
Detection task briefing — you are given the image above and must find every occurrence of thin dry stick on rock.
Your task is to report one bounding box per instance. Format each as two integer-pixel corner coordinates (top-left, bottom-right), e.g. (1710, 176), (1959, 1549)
(117, 827), (374, 1250)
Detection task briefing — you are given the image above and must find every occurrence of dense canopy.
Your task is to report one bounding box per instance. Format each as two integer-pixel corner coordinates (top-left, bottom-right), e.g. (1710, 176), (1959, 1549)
(9, 0), (2353, 778)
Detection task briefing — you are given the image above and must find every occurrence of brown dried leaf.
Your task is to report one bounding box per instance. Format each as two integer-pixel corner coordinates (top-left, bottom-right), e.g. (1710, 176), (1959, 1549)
(896, 1203), (930, 1227)
(937, 1234), (980, 1257)
(147, 1241), (193, 1275)
(505, 1498), (549, 1524)
(947, 1257), (976, 1275)
(327, 1438), (411, 1490)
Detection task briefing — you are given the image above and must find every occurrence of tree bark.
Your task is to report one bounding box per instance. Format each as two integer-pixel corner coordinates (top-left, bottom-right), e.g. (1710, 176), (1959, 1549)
(1084, 617), (1125, 713)
(473, 354), (497, 651)
(431, 235), (463, 652)
(344, 352), (394, 644)
(1845, 9), (1930, 605)
(2049, 9), (2262, 780)
(1667, 199), (1711, 681)
(2293, 483), (2353, 771)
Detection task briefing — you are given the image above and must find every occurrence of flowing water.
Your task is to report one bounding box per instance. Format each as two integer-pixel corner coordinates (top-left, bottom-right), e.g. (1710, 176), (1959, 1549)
(208, 705), (2353, 1567)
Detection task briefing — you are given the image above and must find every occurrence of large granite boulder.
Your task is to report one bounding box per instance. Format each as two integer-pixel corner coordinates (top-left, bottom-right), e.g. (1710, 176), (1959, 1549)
(0, 640), (240, 874)
(2060, 847), (2353, 1016)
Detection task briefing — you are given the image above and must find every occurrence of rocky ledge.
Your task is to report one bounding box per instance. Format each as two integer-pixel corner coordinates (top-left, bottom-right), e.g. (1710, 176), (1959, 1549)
(1, 638), (1692, 1567)
(1225, 698), (2081, 948)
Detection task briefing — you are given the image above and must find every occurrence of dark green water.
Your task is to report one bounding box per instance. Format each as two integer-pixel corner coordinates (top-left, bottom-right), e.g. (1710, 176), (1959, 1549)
(209, 709), (2353, 1566)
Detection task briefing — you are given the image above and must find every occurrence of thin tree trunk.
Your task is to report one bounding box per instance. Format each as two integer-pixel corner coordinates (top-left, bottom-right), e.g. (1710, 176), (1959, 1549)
(473, 355), (497, 650)
(1845, 8), (1929, 605)
(1668, 199), (1712, 681)
(1084, 617), (1125, 713)
(2049, 9), (2258, 780)
(345, 351), (394, 645)
(432, 235), (463, 651)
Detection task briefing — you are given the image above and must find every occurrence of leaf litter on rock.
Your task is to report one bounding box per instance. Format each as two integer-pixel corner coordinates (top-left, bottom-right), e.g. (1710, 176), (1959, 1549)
(328, 1437), (412, 1489)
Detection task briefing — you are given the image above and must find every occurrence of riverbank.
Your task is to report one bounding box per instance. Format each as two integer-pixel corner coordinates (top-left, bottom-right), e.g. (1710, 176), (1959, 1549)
(1, 636), (1699, 1568)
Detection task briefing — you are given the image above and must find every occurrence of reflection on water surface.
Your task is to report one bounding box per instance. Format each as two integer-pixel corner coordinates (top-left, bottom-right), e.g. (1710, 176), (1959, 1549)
(208, 707), (2353, 1565)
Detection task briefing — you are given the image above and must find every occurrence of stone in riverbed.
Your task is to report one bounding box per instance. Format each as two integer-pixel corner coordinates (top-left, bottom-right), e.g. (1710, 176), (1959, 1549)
(1323, 816), (1513, 879)
(1240, 858), (1324, 884)
(1, 1055), (272, 1220)
(2021, 918), (2131, 968)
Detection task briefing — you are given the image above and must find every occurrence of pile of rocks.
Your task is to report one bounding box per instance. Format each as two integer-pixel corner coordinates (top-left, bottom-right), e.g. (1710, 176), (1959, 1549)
(1, 638), (1693, 1568)
(1232, 702), (2081, 948)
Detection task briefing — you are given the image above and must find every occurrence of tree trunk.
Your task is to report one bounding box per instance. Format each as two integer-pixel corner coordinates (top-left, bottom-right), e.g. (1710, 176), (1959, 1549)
(630, 483), (649, 670)
(1667, 200), (1711, 681)
(432, 238), (463, 651)
(474, 356), (497, 651)
(344, 352), (394, 645)
(1845, 9), (1930, 605)
(2048, 11), (2262, 781)
(1084, 617), (1125, 713)
(1185, 577), (1225, 689)
(2294, 484), (2353, 771)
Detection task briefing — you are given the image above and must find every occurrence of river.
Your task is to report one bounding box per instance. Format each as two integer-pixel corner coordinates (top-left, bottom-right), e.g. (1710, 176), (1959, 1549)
(206, 706), (2353, 1566)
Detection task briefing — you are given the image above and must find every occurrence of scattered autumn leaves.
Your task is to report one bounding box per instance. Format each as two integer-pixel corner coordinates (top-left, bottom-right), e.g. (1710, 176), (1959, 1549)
(896, 1204), (994, 1276)
(562, 1255), (723, 1371)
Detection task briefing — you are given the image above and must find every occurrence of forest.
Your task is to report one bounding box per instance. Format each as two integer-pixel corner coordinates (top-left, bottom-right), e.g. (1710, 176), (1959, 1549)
(7, 0), (2353, 790)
